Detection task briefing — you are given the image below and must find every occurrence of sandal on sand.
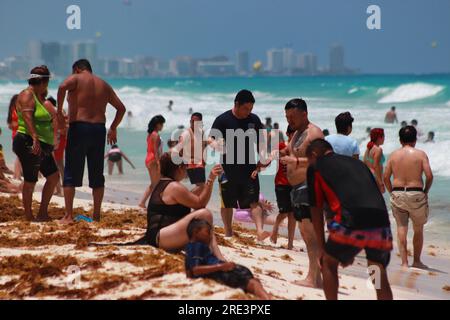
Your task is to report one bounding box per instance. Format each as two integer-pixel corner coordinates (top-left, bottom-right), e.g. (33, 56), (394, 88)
(74, 215), (93, 223)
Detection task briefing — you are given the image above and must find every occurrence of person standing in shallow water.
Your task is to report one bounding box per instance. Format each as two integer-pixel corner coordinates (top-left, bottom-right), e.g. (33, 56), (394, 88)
(105, 144), (135, 175)
(139, 115), (165, 208)
(384, 126), (433, 269)
(57, 59), (126, 223)
(384, 106), (398, 124)
(13, 66), (60, 221)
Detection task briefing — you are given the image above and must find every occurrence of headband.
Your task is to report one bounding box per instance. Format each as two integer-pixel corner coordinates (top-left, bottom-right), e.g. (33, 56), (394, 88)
(29, 74), (51, 80)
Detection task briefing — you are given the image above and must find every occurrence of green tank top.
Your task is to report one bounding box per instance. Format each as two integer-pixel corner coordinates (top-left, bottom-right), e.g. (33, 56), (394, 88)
(367, 152), (385, 166)
(17, 92), (54, 145)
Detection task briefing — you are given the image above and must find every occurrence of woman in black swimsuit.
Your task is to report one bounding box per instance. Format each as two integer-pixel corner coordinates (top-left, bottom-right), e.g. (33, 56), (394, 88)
(139, 152), (225, 260)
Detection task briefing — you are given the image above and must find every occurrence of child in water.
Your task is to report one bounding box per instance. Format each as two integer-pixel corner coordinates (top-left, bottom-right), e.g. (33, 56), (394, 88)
(185, 218), (271, 299)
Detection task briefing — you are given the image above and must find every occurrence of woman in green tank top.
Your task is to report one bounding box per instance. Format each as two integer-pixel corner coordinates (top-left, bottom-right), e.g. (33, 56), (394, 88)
(12, 65), (60, 222)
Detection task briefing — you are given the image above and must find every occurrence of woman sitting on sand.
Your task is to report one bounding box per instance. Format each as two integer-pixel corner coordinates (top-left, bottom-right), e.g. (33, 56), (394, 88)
(134, 152), (226, 260)
(364, 128), (386, 193)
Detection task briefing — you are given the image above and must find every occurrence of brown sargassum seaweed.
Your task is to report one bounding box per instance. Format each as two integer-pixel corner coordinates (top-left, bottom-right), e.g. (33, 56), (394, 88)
(0, 196), (261, 299)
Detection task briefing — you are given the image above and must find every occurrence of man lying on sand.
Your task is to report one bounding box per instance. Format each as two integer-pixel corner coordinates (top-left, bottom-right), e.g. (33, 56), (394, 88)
(185, 218), (271, 300)
(306, 139), (393, 300)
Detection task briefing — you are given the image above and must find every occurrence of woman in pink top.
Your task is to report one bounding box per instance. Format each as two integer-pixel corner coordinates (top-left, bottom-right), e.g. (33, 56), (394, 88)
(139, 115), (166, 208)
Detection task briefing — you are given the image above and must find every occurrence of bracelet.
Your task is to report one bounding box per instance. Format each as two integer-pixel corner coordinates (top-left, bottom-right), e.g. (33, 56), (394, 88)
(206, 178), (214, 186)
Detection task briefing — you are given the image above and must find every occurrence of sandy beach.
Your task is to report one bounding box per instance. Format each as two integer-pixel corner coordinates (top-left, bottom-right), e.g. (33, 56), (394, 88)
(0, 179), (449, 300)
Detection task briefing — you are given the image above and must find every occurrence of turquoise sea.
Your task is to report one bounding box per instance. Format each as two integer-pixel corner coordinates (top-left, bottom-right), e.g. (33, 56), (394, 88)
(1, 75), (449, 241)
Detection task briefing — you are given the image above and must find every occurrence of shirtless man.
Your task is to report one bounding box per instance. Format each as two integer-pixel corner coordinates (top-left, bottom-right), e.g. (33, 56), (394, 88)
(173, 112), (208, 187)
(384, 106), (398, 124)
(384, 126), (433, 269)
(280, 98), (324, 288)
(57, 59), (126, 223)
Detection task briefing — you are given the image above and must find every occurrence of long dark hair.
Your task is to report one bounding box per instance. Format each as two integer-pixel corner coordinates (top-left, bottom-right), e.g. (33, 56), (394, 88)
(147, 115), (166, 134)
(7, 95), (18, 125)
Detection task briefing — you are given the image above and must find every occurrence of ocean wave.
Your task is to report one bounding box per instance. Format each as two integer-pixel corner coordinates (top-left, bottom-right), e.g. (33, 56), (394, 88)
(376, 87), (390, 95)
(175, 80), (201, 87)
(418, 140), (450, 178)
(117, 86), (144, 94)
(0, 82), (25, 99)
(378, 82), (445, 104)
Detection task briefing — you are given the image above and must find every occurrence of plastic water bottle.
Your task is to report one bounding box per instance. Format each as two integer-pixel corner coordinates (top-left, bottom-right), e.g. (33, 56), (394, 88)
(219, 172), (228, 184)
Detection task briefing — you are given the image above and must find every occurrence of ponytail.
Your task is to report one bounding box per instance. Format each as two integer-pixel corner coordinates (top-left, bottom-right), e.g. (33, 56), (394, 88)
(367, 128), (384, 150)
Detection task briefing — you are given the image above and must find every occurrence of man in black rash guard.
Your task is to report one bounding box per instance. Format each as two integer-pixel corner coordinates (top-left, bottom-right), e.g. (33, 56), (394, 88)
(306, 139), (393, 300)
(209, 90), (269, 241)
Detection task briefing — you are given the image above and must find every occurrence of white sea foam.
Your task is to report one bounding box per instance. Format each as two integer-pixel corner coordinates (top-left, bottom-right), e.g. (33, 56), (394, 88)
(418, 141), (450, 177)
(0, 83), (25, 104)
(348, 87), (359, 94)
(378, 82), (445, 103)
(1, 81), (450, 179)
(376, 87), (390, 95)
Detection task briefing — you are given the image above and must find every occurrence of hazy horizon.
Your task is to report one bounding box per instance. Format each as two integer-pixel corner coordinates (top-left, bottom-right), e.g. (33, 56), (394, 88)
(0, 0), (449, 74)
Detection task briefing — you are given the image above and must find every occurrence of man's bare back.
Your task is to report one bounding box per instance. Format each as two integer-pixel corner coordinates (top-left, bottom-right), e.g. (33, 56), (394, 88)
(286, 123), (323, 186)
(385, 146), (431, 189)
(384, 111), (397, 124)
(66, 72), (112, 124)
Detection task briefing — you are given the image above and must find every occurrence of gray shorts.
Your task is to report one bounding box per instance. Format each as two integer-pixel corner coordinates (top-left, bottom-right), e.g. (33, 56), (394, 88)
(290, 182), (311, 221)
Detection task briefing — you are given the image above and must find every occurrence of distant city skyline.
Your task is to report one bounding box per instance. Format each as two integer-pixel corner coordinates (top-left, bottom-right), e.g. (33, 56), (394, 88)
(0, 39), (357, 79)
(0, 0), (449, 74)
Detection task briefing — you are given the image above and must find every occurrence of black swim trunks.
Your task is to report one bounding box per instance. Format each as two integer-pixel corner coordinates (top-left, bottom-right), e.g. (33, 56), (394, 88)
(208, 265), (254, 291)
(290, 182), (311, 221)
(219, 177), (260, 209)
(185, 242), (254, 290)
(64, 122), (106, 189)
(187, 167), (206, 185)
(108, 152), (122, 163)
(275, 184), (293, 214)
(13, 133), (58, 183)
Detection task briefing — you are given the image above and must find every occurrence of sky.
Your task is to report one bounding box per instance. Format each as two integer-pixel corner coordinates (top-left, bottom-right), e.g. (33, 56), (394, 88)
(0, 0), (449, 74)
